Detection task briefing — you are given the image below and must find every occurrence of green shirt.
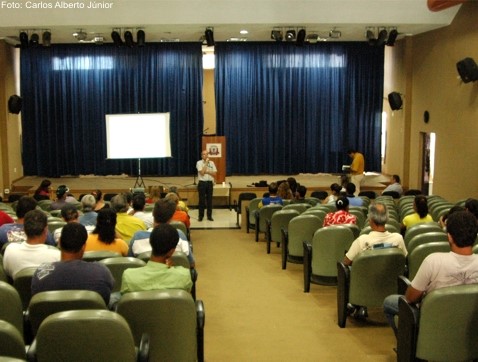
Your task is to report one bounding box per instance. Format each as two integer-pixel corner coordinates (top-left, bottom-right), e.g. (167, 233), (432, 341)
(121, 260), (192, 294)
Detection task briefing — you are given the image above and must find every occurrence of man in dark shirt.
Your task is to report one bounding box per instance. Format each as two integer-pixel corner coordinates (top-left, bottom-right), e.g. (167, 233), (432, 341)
(31, 223), (114, 305)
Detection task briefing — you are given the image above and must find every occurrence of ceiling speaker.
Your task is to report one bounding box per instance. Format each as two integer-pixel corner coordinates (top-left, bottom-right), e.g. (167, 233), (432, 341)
(8, 95), (22, 114)
(388, 92), (402, 111)
(456, 57), (478, 83)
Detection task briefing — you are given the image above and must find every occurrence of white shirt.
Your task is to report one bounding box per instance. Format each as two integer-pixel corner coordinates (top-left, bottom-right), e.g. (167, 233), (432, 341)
(3, 242), (60, 279)
(345, 231), (407, 261)
(132, 211), (154, 229)
(196, 159), (217, 182)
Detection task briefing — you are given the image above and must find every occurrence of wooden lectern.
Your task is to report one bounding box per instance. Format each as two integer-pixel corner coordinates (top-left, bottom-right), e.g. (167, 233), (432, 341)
(202, 136), (226, 183)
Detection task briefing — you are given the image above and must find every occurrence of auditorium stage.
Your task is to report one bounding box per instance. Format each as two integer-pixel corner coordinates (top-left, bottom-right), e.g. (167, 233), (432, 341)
(10, 172), (390, 207)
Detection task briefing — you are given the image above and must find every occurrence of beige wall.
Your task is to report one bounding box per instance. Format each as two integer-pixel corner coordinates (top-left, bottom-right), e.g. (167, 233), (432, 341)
(384, 1), (478, 201)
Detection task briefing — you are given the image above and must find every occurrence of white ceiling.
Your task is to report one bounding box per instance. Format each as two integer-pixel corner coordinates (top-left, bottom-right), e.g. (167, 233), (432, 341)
(0, 0), (462, 45)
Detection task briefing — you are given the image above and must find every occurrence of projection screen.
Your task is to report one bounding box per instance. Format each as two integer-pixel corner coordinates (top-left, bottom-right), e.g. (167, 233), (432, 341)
(105, 113), (171, 159)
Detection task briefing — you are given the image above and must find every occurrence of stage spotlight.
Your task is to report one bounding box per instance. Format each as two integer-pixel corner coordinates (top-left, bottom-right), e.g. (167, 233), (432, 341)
(19, 32), (29, 48)
(271, 30), (283, 42)
(205, 28), (214, 46)
(111, 30), (123, 46)
(137, 30), (145, 46)
(386, 29), (398, 46)
(29, 33), (40, 47)
(285, 30), (296, 42)
(366, 29), (376, 46)
(124, 30), (134, 47)
(42, 31), (51, 47)
(296, 29), (306, 46)
(376, 29), (388, 47)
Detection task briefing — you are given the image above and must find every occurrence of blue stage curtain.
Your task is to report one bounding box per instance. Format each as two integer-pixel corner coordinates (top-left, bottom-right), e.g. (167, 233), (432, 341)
(215, 42), (384, 174)
(20, 43), (203, 177)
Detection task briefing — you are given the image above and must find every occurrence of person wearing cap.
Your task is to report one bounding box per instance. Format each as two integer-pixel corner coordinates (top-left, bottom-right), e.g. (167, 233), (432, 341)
(50, 185), (70, 211)
(79, 194), (98, 227)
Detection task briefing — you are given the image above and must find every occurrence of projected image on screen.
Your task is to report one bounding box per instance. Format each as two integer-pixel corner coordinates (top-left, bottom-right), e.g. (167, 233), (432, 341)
(105, 113), (172, 159)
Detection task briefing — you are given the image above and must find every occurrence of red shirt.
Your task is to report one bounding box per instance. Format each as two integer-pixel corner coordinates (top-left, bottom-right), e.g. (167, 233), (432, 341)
(323, 210), (357, 227)
(0, 211), (14, 227)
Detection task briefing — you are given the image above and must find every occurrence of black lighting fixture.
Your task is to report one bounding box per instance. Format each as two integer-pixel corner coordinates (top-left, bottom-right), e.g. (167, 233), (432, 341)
(386, 29), (398, 46)
(29, 32), (40, 47)
(376, 29), (388, 47)
(366, 29), (376, 46)
(205, 28), (214, 47)
(111, 30), (123, 46)
(42, 31), (51, 47)
(285, 29), (296, 42)
(19, 31), (28, 48)
(271, 30), (283, 42)
(137, 30), (145, 46)
(296, 29), (306, 46)
(124, 30), (134, 47)
(456, 57), (478, 83)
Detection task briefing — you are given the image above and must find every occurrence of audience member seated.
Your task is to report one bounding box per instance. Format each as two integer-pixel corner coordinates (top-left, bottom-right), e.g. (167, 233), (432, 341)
(277, 181), (293, 200)
(401, 195), (433, 234)
(259, 182), (283, 208)
(53, 203), (88, 244)
(323, 196), (357, 227)
(50, 185), (70, 211)
(382, 174), (403, 197)
(32, 223), (114, 305)
(121, 223), (193, 294)
(343, 203), (407, 266)
(110, 194), (146, 244)
(79, 194), (98, 227)
(92, 189), (106, 211)
(146, 186), (162, 204)
(3, 210), (60, 279)
(345, 183), (364, 207)
(129, 194), (153, 229)
(383, 211), (478, 337)
(0, 196), (56, 247)
(439, 205), (465, 231)
(85, 208), (129, 256)
(165, 192), (190, 229)
(287, 177), (299, 198)
(0, 210), (14, 227)
(33, 179), (51, 200)
(323, 183), (342, 205)
(128, 199), (195, 267)
(168, 186), (189, 213)
(465, 198), (478, 221)
(340, 174), (349, 193)
(290, 185), (312, 205)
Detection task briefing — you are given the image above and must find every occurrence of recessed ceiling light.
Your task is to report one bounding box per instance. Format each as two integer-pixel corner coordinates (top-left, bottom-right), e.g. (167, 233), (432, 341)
(240, 29), (248, 35)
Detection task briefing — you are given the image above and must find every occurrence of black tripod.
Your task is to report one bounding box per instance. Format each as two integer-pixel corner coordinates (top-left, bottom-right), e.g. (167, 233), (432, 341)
(133, 158), (146, 189)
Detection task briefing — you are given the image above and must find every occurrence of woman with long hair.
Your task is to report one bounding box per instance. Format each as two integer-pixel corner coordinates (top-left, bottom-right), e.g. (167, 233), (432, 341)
(34, 179), (51, 200)
(85, 208), (128, 256)
(401, 195), (433, 234)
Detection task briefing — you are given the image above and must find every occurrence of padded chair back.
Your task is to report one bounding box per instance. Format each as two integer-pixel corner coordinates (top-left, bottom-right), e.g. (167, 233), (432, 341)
(311, 226), (355, 278)
(35, 310), (137, 362)
(416, 284), (478, 361)
(117, 289), (198, 362)
(170, 220), (188, 239)
(404, 222), (442, 246)
(82, 250), (121, 262)
(257, 204), (283, 233)
(340, 223), (361, 239)
(137, 251), (151, 262)
(13, 267), (37, 310)
(237, 193), (257, 213)
(407, 242), (450, 280)
(28, 290), (107, 336)
(170, 251), (190, 269)
(359, 224), (399, 235)
(99, 257), (146, 292)
(0, 255), (8, 282)
(407, 231), (448, 254)
(246, 198), (262, 227)
(270, 210), (300, 243)
(37, 200), (53, 211)
(287, 214), (322, 258)
(310, 191), (328, 200)
(358, 191), (376, 199)
(382, 191), (400, 199)
(47, 220), (66, 234)
(283, 203), (310, 214)
(302, 209), (327, 227)
(349, 248), (406, 308)
(348, 209), (365, 229)
(0, 320), (25, 360)
(0, 281), (23, 335)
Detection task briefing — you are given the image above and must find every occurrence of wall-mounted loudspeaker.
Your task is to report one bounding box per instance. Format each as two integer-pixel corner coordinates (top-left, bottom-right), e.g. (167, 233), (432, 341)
(388, 92), (402, 110)
(456, 57), (478, 83)
(8, 95), (22, 114)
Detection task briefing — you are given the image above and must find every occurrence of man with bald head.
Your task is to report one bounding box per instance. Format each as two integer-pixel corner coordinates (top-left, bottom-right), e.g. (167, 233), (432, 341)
(343, 202), (407, 266)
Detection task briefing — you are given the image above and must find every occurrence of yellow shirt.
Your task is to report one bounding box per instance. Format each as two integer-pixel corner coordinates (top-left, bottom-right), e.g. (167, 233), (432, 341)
(85, 233), (129, 256)
(350, 152), (365, 175)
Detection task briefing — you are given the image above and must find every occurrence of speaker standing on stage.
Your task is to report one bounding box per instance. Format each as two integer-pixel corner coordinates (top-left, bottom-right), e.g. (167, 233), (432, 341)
(196, 150), (217, 221)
